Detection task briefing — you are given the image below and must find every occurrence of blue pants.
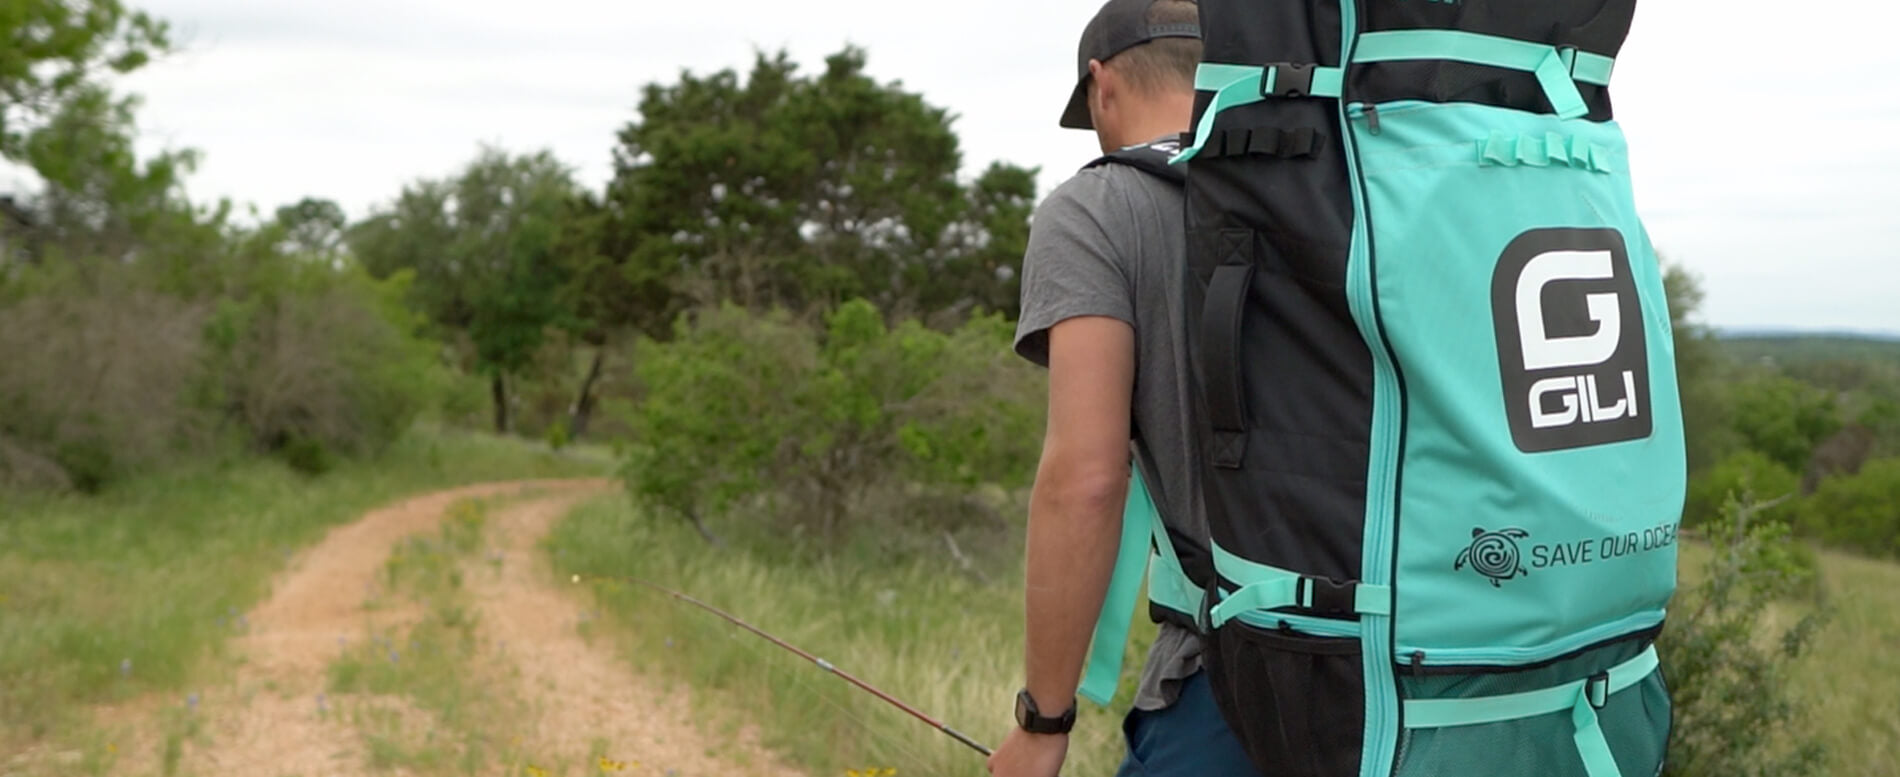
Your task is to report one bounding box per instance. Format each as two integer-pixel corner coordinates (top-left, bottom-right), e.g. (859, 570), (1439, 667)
(1113, 670), (1265, 777)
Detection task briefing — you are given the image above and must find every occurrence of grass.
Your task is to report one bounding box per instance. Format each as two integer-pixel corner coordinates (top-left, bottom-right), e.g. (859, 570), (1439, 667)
(1674, 539), (1900, 775)
(546, 495), (1156, 777)
(1779, 549), (1900, 774)
(0, 425), (608, 754)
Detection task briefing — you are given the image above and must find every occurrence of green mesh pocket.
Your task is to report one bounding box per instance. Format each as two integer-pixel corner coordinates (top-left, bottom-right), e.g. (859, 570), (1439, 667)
(1394, 641), (1671, 777)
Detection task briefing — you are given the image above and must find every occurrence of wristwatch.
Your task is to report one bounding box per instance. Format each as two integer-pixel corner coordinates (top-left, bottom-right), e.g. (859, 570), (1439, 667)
(1014, 689), (1077, 735)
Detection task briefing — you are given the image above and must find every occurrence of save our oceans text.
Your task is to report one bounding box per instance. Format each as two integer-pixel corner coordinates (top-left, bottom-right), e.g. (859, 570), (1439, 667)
(1530, 523), (1677, 569)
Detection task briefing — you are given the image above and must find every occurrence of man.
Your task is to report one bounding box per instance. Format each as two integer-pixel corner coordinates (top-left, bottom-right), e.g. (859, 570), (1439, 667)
(986, 1), (1265, 776)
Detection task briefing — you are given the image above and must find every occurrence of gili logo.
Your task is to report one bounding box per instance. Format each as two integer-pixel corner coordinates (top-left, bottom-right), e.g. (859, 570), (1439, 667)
(1491, 228), (1652, 452)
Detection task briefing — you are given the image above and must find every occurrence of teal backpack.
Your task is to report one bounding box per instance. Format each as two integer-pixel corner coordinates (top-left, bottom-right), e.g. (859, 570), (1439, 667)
(1083, 2), (1687, 776)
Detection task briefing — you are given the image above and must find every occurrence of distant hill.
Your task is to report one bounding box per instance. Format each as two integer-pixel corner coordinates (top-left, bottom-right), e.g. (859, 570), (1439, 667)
(1717, 331), (1900, 368)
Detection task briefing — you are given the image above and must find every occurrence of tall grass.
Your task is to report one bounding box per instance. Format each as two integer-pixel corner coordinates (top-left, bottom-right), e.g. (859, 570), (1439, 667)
(547, 496), (1157, 777)
(1782, 549), (1900, 774)
(1674, 539), (1899, 775)
(0, 426), (608, 749)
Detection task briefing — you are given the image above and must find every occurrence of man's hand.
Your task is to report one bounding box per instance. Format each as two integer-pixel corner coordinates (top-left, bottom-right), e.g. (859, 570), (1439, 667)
(986, 728), (1068, 777)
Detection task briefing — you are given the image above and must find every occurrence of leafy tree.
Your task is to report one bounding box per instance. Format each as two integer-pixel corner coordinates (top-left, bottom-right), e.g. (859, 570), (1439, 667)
(351, 147), (580, 433)
(0, 0), (170, 160)
(1663, 262), (1732, 473)
(16, 85), (217, 274)
(1726, 373), (1842, 474)
(909, 161), (1038, 320)
(274, 197), (348, 259)
(603, 46), (1036, 321)
(546, 190), (650, 440)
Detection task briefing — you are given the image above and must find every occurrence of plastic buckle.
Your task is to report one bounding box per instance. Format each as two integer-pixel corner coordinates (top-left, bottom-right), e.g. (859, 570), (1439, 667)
(1263, 63), (1317, 98)
(1585, 671), (1611, 709)
(1297, 576), (1358, 617)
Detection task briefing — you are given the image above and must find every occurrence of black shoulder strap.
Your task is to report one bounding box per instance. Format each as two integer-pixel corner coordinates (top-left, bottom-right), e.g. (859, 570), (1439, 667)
(1082, 135), (1187, 186)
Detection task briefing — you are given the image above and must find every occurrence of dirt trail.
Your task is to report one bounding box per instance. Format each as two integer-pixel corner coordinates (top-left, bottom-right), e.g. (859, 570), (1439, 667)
(93, 480), (804, 777)
(473, 489), (805, 777)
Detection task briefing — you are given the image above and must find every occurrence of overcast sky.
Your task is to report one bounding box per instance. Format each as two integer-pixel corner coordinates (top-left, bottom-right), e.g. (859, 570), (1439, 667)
(54, 0), (1900, 333)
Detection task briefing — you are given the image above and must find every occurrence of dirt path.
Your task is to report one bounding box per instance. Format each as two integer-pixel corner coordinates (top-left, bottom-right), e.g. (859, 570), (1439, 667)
(94, 480), (804, 777)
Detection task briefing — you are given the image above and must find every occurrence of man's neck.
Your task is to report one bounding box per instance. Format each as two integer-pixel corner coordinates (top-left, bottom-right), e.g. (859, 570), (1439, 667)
(1101, 92), (1195, 153)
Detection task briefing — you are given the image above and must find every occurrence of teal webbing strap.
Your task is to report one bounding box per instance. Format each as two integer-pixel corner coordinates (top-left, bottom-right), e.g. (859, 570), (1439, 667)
(1176, 34), (1614, 165)
(1146, 550), (1199, 616)
(1572, 696), (1621, 777)
(1206, 542), (1392, 627)
(1208, 577), (1299, 626)
(1079, 466), (1159, 706)
(1140, 464), (1199, 618)
(1402, 646), (1661, 777)
(1194, 63), (1260, 90)
(1402, 645), (1659, 728)
(1351, 30), (1589, 119)
(1572, 51), (1615, 86)
(1171, 62), (1344, 164)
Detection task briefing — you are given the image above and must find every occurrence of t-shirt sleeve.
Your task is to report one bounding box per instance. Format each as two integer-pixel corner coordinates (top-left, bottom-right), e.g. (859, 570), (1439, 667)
(1012, 172), (1133, 367)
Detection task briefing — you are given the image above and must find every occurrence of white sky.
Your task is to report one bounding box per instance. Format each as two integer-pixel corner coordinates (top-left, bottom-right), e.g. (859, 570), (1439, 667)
(61, 0), (1900, 333)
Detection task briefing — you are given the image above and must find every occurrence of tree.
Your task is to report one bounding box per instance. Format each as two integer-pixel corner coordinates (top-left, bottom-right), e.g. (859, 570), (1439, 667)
(603, 46), (1037, 321)
(1663, 262), (1731, 473)
(350, 147), (579, 433)
(0, 0), (170, 161)
(274, 197), (348, 259)
(909, 161), (1038, 320)
(16, 85), (216, 274)
(1727, 373), (1842, 474)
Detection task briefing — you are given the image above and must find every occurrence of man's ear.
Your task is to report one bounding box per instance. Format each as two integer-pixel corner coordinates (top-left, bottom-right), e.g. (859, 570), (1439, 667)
(1087, 59), (1112, 110)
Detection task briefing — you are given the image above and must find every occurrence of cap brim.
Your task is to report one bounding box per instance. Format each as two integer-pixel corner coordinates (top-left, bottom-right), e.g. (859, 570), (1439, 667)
(1058, 78), (1093, 130)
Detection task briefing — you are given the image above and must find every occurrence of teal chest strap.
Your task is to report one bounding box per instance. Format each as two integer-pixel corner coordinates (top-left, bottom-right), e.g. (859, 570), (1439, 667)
(1079, 466), (1199, 706)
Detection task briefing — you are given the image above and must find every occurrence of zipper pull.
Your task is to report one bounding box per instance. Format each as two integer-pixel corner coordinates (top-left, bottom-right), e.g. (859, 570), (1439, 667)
(1409, 650), (1425, 671)
(1364, 104), (1381, 135)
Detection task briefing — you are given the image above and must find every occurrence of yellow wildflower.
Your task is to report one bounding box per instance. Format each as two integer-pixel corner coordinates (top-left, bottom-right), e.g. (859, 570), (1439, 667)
(599, 755), (629, 772)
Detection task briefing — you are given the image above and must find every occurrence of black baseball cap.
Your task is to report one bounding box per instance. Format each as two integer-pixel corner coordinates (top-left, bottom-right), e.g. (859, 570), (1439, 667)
(1059, 0), (1202, 130)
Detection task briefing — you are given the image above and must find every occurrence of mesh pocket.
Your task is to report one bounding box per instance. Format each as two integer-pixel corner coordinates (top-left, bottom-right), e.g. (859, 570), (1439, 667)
(1395, 643), (1672, 777)
(1203, 618), (1365, 777)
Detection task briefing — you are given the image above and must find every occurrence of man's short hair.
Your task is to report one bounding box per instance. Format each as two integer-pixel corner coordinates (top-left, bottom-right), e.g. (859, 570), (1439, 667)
(1103, 0), (1202, 96)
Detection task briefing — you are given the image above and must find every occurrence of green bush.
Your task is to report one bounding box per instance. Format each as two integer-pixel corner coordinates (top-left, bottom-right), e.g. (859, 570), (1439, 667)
(0, 254), (443, 491)
(1661, 493), (1829, 777)
(201, 260), (443, 459)
(1683, 450), (1799, 528)
(619, 299), (1043, 552)
(0, 269), (213, 490)
(1795, 458), (1900, 558)
(279, 435), (337, 476)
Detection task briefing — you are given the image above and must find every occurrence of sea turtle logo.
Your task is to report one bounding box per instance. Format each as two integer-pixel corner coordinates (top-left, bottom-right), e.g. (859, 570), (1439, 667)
(1454, 527), (1530, 587)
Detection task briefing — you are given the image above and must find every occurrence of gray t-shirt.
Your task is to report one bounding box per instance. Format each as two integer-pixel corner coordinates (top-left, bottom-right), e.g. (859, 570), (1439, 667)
(1012, 144), (1205, 711)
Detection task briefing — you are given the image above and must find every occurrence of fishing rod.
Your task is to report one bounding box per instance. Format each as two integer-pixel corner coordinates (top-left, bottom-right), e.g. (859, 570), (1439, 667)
(569, 572), (995, 757)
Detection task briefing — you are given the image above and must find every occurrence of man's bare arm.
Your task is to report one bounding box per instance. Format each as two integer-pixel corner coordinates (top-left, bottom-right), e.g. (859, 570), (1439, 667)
(1023, 314), (1136, 714)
